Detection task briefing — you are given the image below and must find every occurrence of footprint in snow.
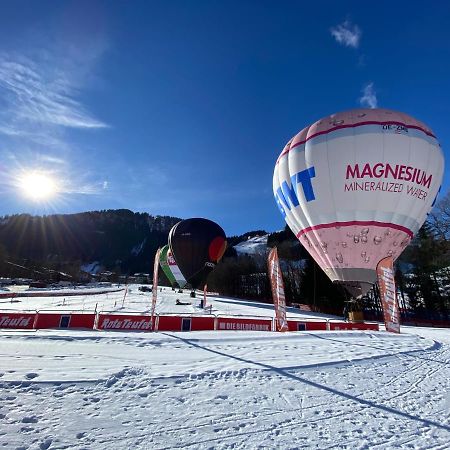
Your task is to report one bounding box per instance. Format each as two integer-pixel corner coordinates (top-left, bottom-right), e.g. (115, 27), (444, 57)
(39, 438), (52, 450)
(21, 416), (38, 424)
(25, 373), (39, 380)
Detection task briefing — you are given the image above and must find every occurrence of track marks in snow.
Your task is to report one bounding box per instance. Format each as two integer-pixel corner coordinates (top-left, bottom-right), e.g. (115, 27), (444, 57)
(145, 344), (450, 449)
(0, 332), (449, 449)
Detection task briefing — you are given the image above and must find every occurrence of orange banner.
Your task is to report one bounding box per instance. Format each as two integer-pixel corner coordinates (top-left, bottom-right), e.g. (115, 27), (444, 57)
(376, 256), (400, 333)
(267, 247), (289, 332)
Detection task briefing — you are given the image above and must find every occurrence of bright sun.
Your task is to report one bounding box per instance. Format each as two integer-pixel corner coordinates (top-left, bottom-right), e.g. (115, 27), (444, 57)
(20, 173), (57, 200)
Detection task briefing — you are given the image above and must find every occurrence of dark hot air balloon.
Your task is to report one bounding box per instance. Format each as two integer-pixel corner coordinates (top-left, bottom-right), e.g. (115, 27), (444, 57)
(169, 218), (227, 289)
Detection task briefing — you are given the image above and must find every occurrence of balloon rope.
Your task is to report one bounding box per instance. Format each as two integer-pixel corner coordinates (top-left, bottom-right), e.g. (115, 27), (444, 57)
(186, 263), (215, 286)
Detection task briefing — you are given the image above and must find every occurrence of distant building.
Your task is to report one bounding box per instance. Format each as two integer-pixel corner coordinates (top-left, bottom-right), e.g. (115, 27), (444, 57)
(98, 271), (115, 282)
(0, 277), (13, 285)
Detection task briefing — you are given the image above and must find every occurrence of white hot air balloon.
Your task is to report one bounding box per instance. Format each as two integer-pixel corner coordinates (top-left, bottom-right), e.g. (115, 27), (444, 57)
(273, 108), (445, 296)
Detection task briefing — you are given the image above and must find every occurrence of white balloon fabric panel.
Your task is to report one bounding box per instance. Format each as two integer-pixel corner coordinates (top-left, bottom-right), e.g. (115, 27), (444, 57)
(273, 109), (444, 285)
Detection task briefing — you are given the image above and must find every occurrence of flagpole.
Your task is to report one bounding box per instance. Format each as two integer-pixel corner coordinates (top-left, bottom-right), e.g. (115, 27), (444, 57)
(151, 248), (161, 331)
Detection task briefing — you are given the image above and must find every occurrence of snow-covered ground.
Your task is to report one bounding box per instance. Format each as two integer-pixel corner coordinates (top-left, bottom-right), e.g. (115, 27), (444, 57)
(0, 285), (337, 321)
(0, 287), (449, 449)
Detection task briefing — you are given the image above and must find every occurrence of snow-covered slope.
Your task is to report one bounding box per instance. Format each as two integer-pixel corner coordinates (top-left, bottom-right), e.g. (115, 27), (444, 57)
(80, 262), (103, 275)
(0, 287), (449, 449)
(234, 234), (269, 256)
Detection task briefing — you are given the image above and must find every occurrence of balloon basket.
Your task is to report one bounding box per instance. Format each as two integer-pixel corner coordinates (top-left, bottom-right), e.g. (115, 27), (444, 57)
(348, 311), (364, 322)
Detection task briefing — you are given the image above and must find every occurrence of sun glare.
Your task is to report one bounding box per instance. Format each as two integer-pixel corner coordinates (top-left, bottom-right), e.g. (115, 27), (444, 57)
(20, 172), (57, 201)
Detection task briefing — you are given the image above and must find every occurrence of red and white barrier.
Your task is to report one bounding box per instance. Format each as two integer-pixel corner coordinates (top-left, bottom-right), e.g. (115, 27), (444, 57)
(97, 314), (153, 331)
(216, 317), (272, 332)
(67, 313), (96, 329)
(191, 316), (215, 331)
(157, 315), (182, 331)
(329, 322), (379, 331)
(0, 310), (380, 333)
(35, 313), (96, 330)
(157, 315), (215, 331)
(0, 312), (36, 329)
(287, 320), (328, 331)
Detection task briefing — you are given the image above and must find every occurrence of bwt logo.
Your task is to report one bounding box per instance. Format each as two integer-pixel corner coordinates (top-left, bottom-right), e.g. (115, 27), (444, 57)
(275, 166), (316, 217)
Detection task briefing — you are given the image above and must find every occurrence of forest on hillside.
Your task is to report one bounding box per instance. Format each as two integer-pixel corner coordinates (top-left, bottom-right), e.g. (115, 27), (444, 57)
(0, 209), (181, 279)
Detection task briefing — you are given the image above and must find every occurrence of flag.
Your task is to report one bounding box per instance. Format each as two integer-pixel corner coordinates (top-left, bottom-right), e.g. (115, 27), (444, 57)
(203, 284), (207, 309)
(121, 284), (128, 308)
(268, 247), (289, 332)
(376, 256), (400, 333)
(151, 248), (161, 329)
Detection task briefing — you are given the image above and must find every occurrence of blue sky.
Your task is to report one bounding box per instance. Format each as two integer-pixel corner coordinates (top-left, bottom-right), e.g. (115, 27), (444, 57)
(0, 0), (449, 236)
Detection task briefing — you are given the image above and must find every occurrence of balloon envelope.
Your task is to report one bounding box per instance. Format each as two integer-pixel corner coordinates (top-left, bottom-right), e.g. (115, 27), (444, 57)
(169, 218), (227, 289)
(273, 108), (444, 295)
(159, 244), (187, 288)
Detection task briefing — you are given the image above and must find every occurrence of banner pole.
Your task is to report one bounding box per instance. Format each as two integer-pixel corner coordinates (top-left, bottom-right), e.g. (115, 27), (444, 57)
(376, 256), (401, 333)
(267, 247), (289, 332)
(151, 248), (161, 331)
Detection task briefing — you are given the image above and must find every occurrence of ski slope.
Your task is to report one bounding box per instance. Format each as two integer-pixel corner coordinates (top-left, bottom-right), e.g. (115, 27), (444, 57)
(233, 234), (269, 257)
(0, 287), (449, 449)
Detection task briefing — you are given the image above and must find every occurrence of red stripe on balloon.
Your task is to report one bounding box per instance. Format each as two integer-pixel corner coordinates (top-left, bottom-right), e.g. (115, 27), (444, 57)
(209, 236), (227, 262)
(276, 121), (436, 163)
(296, 221), (414, 239)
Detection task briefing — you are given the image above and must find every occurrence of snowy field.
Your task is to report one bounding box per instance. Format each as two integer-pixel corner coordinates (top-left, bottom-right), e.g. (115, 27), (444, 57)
(0, 284), (338, 321)
(0, 287), (449, 449)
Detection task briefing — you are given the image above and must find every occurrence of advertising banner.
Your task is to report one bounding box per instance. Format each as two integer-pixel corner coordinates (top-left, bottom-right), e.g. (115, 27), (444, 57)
(217, 317), (272, 332)
(273, 110), (444, 288)
(267, 247), (289, 332)
(0, 312), (36, 329)
(329, 322), (379, 331)
(151, 248), (161, 327)
(376, 256), (400, 333)
(97, 314), (153, 331)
